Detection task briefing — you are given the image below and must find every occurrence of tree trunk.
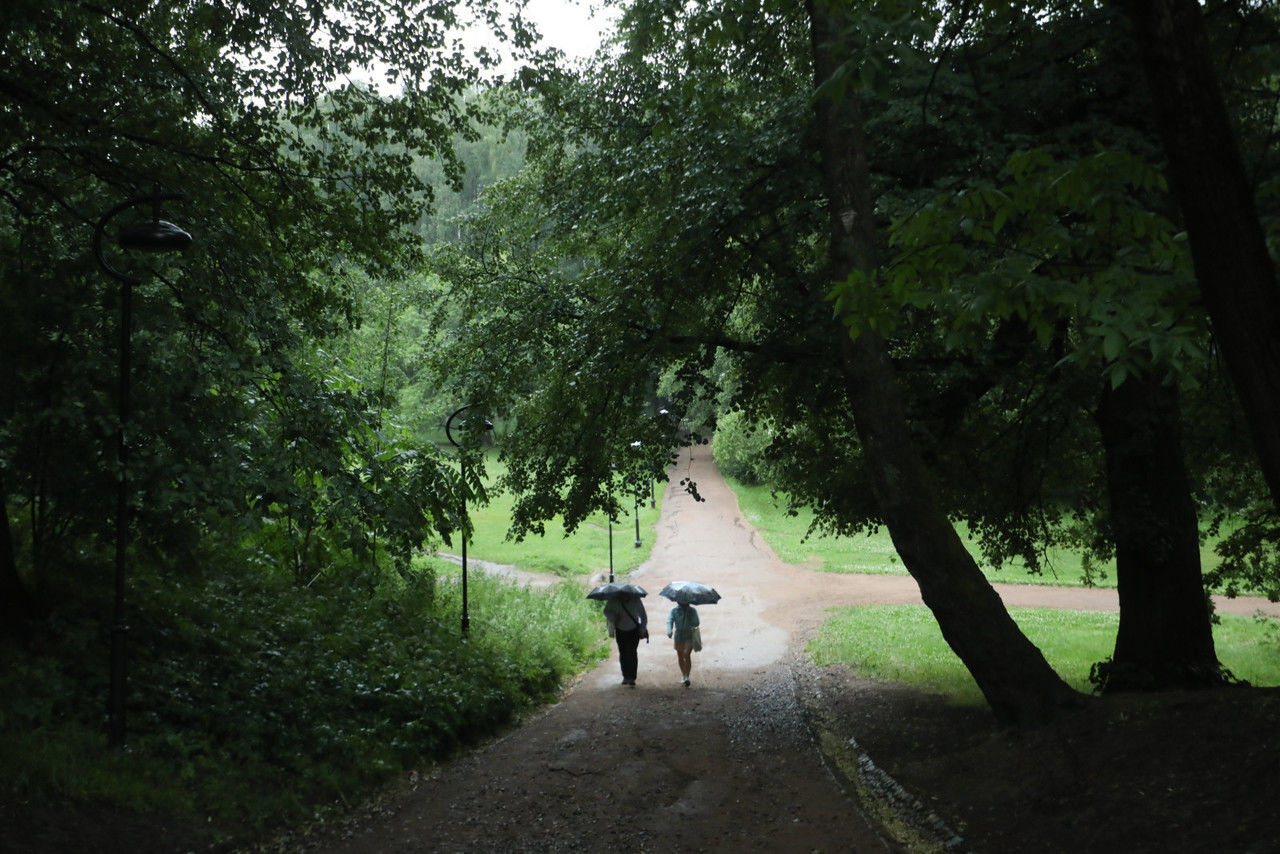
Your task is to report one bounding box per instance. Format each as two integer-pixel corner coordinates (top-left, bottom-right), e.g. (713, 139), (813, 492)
(1095, 376), (1225, 690)
(807, 0), (1082, 725)
(0, 471), (36, 640)
(1122, 0), (1280, 511)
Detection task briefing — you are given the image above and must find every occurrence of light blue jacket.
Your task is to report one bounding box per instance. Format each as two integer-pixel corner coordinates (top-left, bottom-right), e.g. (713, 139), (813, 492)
(666, 604), (700, 643)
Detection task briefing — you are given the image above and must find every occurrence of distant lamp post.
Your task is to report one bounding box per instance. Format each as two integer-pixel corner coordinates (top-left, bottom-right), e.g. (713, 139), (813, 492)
(652, 409), (669, 508)
(93, 192), (193, 749)
(607, 463), (616, 582)
(630, 440), (642, 548)
(446, 404), (491, 635)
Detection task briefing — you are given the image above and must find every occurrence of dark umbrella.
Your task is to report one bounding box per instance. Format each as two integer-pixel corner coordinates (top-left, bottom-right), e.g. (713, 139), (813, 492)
(586, 581), (648, 600)
(658, 580), (721, 605)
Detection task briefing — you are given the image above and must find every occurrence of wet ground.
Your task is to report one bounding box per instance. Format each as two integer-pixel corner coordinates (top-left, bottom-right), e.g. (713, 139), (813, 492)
(293, 446), (1280, 853)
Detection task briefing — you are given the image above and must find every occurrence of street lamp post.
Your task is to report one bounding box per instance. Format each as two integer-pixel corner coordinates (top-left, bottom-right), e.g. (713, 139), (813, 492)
(93, 192), (192, 749)
(608, 513), (614, 582)
(651, 409), (668, 508)
(446, 404), (490, 635)
(629, 440), (642, 548)
(607, 464), (615, 582)
(633, 484), (642, 548)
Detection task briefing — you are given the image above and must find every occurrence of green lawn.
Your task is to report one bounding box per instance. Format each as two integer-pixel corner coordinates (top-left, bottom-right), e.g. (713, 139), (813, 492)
(810, 604), (1280, 703)
(727, 477), (1222, 589)
(458, 454), (662, 579)
(452, 458), (1279, 705)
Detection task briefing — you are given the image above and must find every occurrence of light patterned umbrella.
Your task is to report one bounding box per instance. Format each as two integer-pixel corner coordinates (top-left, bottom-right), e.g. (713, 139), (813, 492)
(659, 580), (721, 605)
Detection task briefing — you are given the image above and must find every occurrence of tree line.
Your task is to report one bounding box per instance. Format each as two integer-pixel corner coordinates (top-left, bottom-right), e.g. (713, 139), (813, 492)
(2, 0), (1278, 754)
(425, 0), (1280, 724)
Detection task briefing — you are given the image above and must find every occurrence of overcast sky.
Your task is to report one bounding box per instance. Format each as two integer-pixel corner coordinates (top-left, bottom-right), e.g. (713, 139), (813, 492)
(347, 1), (618, 93)
(524, 0), (618, 62)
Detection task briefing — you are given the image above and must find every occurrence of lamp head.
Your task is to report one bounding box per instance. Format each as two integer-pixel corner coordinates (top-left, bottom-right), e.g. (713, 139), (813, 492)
(117, 220), (193, 252)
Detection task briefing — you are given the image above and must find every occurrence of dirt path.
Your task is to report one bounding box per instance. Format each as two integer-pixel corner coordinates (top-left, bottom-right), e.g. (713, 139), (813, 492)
(302, 445), (1280, 853)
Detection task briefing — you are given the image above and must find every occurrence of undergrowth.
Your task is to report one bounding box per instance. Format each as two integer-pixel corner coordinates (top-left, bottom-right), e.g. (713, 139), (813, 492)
(0, 554), (605, 834)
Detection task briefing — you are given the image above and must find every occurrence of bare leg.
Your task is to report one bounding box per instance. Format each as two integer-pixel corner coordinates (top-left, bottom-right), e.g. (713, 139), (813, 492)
(674, 642), (693, 679)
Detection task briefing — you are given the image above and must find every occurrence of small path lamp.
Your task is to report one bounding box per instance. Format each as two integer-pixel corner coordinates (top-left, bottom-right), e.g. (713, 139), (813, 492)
(93, 191), (193, 749)
(446, 404), (491, 635)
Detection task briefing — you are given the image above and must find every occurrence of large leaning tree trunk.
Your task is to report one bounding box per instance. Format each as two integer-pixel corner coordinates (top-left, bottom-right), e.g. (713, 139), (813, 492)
(1122, 0), (1280, 511)
(1096, 376), (1225, 691)
(806, 0), (1082, 726)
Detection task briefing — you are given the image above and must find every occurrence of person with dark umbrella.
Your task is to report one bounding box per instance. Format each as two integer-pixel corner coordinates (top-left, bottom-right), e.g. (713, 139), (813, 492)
(603, 591), (648, 687)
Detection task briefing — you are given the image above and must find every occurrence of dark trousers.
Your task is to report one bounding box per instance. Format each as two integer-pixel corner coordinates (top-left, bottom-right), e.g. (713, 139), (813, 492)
(615, 628), (641, 681)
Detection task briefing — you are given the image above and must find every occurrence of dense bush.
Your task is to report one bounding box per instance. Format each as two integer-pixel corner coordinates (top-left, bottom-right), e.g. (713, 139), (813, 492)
(0, 556), (605, 828)
(712, 410), (775, 485)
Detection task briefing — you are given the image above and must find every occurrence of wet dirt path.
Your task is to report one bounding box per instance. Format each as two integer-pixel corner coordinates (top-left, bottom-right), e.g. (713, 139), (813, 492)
(306, 445), (894, 853)
(303, 445), (1280, 853)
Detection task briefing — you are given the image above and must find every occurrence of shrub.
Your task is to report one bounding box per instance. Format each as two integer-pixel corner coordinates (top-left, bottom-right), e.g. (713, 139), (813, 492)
(713, 409), (774, 485)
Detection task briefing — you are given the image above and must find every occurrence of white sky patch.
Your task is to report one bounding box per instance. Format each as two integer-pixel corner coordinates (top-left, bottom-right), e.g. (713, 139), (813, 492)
(524, 0), (619, 63)
(344, 0), (618, 94)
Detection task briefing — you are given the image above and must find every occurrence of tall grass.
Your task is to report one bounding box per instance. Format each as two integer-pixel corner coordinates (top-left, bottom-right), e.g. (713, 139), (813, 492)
(809, 605), (1280, 704)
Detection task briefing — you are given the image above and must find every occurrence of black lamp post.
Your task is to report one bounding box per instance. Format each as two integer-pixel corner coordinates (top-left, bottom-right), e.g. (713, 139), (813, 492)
(630, 440), (642, 548)
(653, 409), (668, 508)
(93, 192), (192, 749)
(607, 464), (616, 582)
(446, 404), (490, 635)
(607, 513), (615, 582)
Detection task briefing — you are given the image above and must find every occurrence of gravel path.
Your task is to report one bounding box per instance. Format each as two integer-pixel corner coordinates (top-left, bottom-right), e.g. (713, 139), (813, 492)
(301, 445), (1279, 853)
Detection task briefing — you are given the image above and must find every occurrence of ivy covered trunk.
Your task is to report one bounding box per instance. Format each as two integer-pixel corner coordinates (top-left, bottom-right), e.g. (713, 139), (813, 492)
(1123, 0), (1280, 511)
(806, 0), (1082, 725)
(1096, 376), (1224, 690)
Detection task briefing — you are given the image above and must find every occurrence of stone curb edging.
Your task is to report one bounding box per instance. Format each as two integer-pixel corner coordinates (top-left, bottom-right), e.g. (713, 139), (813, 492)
(791, 657), (966, 853)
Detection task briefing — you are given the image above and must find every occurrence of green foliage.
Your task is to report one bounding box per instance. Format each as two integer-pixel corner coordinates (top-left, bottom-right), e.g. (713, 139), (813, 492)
(424, 0), (821, 539)
(1207, 505), (1280, 602)
(0, 556), (604, 826)
(810, 605), (1280, 704)
(711, 410), (775, 485)
(882, 147), (1204, 388)
(0, 0), (551, 613)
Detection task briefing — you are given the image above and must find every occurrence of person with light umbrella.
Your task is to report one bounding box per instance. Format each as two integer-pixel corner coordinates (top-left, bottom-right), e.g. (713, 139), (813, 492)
(589, 582), (649, 687)
(660, 581), (720, 688)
